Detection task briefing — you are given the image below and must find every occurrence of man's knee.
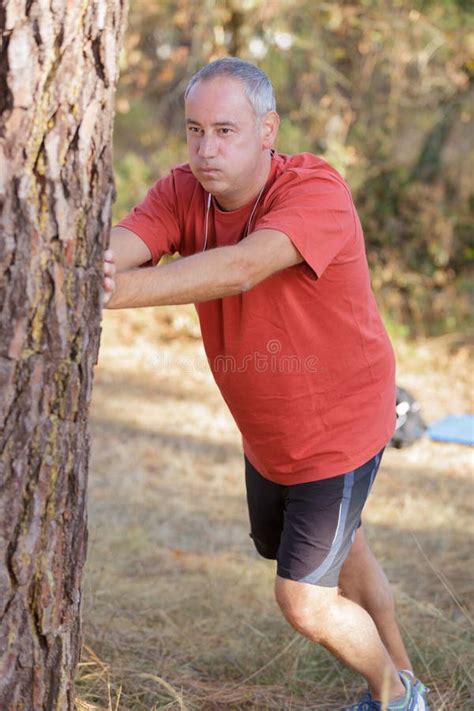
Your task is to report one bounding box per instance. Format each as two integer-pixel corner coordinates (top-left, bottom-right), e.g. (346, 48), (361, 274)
(274, 575), (337, 638)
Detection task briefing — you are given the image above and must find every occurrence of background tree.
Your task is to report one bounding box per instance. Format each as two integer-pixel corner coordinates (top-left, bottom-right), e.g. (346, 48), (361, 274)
(113, 0), (473, 336)
(0, 1), (127, 708)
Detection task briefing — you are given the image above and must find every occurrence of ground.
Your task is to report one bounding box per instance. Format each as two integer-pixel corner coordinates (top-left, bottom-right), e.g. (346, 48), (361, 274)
(76, 306), (473, 710)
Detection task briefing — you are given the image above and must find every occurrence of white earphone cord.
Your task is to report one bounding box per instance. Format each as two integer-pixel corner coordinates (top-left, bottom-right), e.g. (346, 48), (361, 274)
(202, 185), (265, 253)
(203, 193), (212, 252)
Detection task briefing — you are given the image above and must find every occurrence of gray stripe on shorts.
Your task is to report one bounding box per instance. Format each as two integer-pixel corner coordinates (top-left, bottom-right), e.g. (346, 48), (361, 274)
(368, 451), (381, 491)
(298, 470), (355, 585)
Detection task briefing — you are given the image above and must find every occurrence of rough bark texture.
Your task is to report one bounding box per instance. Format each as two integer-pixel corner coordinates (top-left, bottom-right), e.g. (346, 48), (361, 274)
(0, 1), (128, 708)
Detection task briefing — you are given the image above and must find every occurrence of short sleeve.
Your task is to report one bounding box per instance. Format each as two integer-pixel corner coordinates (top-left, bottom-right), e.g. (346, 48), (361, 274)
(254, 169), (357, 277)
(117, 172), (181, 266)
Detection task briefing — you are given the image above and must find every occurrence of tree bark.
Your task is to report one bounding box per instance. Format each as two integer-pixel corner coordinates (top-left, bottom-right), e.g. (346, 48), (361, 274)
(0, 1), (128, 708)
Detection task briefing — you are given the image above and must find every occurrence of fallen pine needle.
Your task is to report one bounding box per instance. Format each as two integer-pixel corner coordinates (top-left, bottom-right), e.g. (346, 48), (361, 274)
(136, 673), (186, 710)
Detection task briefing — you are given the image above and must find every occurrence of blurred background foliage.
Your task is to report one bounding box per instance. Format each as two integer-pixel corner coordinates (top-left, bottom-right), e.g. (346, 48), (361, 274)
(112, 0), (473, 337)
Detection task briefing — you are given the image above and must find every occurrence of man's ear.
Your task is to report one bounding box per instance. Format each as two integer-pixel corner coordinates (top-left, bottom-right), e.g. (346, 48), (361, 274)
(261, 111), (280, 150)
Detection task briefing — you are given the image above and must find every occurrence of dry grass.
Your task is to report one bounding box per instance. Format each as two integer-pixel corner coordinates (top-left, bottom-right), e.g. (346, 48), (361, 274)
(76, 308), (473, 710)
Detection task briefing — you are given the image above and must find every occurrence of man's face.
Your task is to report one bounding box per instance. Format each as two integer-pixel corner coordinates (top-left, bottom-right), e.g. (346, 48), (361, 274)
(185, 77), (271, 209)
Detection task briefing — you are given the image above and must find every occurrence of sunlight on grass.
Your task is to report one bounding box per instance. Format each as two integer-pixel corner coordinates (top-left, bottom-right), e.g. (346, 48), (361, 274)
(77, 308), (474, 709)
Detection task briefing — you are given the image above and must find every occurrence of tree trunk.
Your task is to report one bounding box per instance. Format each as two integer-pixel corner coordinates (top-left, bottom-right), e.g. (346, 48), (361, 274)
(0, 1), (127, 708)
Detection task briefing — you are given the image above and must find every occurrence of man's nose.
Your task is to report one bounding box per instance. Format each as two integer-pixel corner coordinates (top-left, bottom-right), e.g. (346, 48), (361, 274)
(198, 135), (218, 158)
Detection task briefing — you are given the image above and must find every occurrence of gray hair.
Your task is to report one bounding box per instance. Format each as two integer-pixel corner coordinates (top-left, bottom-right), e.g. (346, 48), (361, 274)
(184, 57), (276, 117)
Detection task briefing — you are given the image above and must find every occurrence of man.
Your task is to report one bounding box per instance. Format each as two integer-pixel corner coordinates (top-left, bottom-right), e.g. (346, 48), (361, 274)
(102, 57), (429, 710)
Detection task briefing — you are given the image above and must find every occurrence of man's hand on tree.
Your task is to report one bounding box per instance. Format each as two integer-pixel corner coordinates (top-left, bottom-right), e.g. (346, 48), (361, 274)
(102, 249), (116, 307)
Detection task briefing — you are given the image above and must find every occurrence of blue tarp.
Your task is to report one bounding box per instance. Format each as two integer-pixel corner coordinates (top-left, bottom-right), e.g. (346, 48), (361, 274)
(427, 414), (474, 446)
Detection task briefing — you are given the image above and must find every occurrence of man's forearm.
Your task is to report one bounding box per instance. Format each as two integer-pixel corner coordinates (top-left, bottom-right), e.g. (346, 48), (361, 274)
(105, 244), (252, 309)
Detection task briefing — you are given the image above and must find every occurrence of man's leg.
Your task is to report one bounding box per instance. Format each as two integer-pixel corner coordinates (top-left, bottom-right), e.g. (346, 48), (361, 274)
(339, 527), (412, 672)
(275, 576), (405, 703)
(245, 448), (416, 706)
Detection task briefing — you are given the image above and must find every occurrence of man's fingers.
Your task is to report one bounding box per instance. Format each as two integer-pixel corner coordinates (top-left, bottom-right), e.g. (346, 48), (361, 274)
(103, 260), (116, 277)
(102, 250), (116, 308)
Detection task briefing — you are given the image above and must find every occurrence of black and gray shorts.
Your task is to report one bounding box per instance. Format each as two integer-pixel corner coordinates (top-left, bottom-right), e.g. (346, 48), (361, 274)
(245, 448), (384, 587)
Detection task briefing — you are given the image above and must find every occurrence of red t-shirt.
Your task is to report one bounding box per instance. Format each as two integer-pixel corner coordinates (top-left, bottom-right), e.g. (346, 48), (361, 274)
(118, 151), (396, 484)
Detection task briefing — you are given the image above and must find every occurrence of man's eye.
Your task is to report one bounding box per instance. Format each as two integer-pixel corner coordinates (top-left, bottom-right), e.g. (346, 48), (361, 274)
(219, 128), (232, 135)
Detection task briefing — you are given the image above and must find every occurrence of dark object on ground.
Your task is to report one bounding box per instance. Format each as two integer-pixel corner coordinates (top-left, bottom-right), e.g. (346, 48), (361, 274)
(389, 387), (426, 448)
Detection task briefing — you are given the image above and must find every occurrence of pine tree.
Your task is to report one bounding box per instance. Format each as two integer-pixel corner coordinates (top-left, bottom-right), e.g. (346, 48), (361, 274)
(0, 2), (127, 707)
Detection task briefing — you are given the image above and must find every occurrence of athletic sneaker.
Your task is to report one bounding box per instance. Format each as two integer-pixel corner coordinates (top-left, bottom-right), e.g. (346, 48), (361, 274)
(399, 671), (430, 711)
(344, 671), (429, 710)
(344, 688), (373, 710)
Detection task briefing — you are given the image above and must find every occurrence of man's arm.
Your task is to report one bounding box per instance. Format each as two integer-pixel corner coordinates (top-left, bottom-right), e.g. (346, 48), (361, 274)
(102, 226), (152, 305)
(108, 225), (152, 271)
(103, 229), (303, 309)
